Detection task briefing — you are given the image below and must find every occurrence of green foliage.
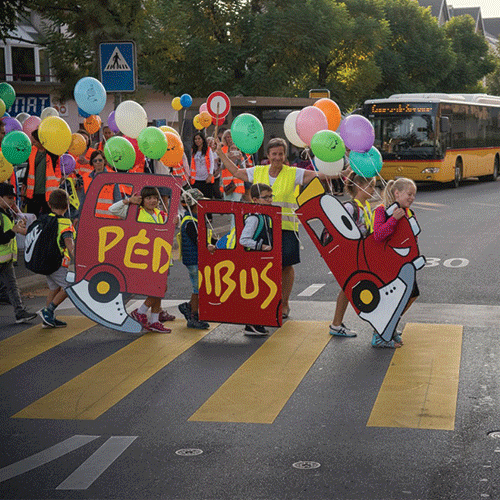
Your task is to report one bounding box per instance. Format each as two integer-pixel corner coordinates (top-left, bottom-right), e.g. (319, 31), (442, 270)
(485, 42), (500, 96)
(0, 0), (28, 42)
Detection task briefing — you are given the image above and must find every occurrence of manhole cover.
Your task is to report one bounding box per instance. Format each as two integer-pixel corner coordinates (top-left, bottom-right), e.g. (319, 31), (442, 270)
(292, 461), (321, 470)
(487, 431), (500, 439)
(175, 448), (203, 456)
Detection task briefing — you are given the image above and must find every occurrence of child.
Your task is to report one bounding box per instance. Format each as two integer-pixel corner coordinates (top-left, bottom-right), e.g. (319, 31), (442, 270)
(177, 188), (214, 330)
(109, 187), (174, 333)
(329, 172), (376, 338)
(39, 189), (76, 328)
(371, 177), (418, 348)
(0, 183), (37, 324)
(239, 183), (273, 336)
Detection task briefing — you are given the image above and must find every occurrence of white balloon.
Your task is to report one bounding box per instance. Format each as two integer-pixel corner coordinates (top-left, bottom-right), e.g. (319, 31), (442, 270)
(314, 157), (344, 176)
(40, 107), (59, 120)
(16, 112), (30, 124)
(115, 100), (148, 139)
(284, 110), (307, 148)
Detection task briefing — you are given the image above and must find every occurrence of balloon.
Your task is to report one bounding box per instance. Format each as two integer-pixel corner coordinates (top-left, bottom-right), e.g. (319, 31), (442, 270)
(84, 115), (102, 135)
(1, 131), (32, 164)
(180, 94), (193, 107)
(74, 77), (107, 115)
(0, 83), (16, 109)
(68, 133), (87, 156)
(0, 152), (13, 183)
(159, 125), (180, 138)
(104, 136), (136, 171)
(199, 111), (212, 128)
(137, 126), (168, 159)
(193, 114), (204, 130)
(171, 97), (182, 111)
(339, 115), (375, 153)
(160, 132), (184, 167)
(314, 98), (341, 131)
(40, 107), (59, 120)
(22, 116), (41, 140)
(284, 110), (307, 148)
(16, 112), (30, 124)
(38, 116), (72, 156)
(310, 130), (345, 163)
(3, 117), (22, 133)
(212, 115), (225, 126)
(59, 153), (76, 176)
(295, 106), (328, 146)
(107, 110), (119, 133)
(349, 147), (382, 177)
(0, 99), (5, 117)
(231, 113), (264, 155)
(199, 103), (208, 114)
(115, 100), (147, 139)
(314, 157), (345, 177)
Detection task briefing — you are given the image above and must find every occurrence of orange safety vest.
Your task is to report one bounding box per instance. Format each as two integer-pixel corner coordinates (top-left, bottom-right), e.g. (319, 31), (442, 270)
(82, 166), (113, 193)
(25, 147), (61, 202)
(172, 162), (188, 184)
(9, 172), (16, 192)
(94, 182), (132, 219)
(75, 148), (96, 177)
(190, 149), (214, 184)
(97, 141), (104, 151)
(220, 145), (245, 194)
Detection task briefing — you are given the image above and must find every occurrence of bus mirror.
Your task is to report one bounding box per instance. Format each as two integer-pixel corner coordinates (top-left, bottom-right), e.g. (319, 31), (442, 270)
(440, 117), (450, 133)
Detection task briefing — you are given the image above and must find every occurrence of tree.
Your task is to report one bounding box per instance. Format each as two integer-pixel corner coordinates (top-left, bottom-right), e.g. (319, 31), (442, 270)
(485, 43), (500, 96)
(0, 0), (28, 42)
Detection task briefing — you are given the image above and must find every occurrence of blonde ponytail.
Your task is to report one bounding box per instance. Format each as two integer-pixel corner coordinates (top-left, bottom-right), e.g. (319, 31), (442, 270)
(381, 178), (416, 206)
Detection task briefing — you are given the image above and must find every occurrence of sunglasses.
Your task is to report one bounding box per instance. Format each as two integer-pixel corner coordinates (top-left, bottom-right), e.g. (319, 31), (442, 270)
(93, 158), (104, 162)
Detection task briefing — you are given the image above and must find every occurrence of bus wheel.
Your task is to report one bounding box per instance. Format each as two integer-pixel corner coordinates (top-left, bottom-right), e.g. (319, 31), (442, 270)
(489, 156), (499, 182)
(453, 159), (462, 188)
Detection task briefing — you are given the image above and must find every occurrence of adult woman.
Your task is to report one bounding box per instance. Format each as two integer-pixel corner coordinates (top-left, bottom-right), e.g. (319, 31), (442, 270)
(190, 133), (215, 199)
(81, 150), (112, 194)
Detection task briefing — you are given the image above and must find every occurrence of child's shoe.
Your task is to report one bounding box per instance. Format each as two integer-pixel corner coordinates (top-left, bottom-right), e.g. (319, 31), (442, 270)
(39, 307), (56, 327)
(178, 302), (191, 321)
(130, 308), (149, 328)
(329, 323), (357, 337)
(159, 310), (176, 322)
(244, 325), (268, 336)
(371, 331), (401, 349)
(53, 317), (67, 328)
(15, 310), (37, 324)
(147, 321), (172, 333)
(187, 313), (210, 330)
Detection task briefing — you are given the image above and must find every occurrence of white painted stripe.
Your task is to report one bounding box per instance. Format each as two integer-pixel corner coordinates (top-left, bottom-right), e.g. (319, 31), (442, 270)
(297, 284), (325, 297)
(0, 435), (99, 483)
(56, 436), (137, 490)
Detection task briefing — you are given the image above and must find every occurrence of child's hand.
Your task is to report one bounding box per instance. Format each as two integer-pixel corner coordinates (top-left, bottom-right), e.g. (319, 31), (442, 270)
(13, 221), (26, 235)
(262, 244), (272, 251)
(392, 207), (406, 220)
(128, 193), (142, 205)
(207, 244), (216, 254)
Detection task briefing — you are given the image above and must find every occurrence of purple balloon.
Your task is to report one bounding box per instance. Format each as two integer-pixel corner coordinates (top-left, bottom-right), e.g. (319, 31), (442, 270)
(60, 153), (76, 176)
(3, 117), (23, 133)
(108, 111), (119, 133)
(339, 115), (375, 153)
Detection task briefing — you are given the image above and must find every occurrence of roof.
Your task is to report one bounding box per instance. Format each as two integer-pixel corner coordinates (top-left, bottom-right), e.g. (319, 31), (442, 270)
(484, 18), (500, 39)
(417, 0), (450, 24)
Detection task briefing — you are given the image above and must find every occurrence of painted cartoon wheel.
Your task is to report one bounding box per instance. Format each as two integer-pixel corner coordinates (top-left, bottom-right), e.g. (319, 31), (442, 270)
(351, 280), (380, 314)
(88, 272), (121, 304)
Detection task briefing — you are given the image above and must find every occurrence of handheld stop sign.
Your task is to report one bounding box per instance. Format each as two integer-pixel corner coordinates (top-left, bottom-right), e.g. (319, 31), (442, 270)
(207, 91), (231, 119)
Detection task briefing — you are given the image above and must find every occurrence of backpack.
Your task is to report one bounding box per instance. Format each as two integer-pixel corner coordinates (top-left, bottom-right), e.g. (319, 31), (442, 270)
(24, 214), (63, 275)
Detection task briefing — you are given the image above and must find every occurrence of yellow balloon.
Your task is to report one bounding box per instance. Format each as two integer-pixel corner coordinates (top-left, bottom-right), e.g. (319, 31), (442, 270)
(0, 151), (14, 183)
(193, 114), (204, 130)
(0, 98), (5, 118)
(38, 116), (72, 155)
(160, 125), (180, 138)
(171, 97), (182, 111)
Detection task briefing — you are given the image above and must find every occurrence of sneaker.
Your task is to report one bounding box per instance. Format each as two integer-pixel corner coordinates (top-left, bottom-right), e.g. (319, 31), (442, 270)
(53, 318), (67, 328)
(130, 308), (149, 328)
(178, 302), (192, 321)
(15, 310), (37, 324)
(244, 325), (268, 336)
(38, 307), (56, 327)
(371, 331), (401, 349)
(187, 314), (210, 330)
(159, 310), (176, 322)
(147, 321), (172, 333)
(329, 323), (357, 337)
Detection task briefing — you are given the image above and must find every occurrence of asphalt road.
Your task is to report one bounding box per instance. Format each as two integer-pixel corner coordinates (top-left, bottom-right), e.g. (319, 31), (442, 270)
(1, 177), (500, 500)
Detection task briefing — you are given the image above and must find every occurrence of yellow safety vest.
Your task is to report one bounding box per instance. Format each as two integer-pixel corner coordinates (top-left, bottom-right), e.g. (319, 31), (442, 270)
(137, 207), (165, 224)
(0, 212), (18, 263)
(253, 165), (298, 231)
(353, 199), (374, 234)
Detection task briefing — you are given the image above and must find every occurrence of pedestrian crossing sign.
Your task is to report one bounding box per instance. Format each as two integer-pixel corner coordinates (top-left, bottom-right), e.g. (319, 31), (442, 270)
(99, 41), (136, 92)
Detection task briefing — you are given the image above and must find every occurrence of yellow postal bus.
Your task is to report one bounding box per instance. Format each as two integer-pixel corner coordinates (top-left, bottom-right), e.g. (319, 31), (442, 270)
(363, 93), (500, 187)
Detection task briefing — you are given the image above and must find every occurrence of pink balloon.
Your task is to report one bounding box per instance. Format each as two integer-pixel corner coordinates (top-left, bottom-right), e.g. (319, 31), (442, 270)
(295, 106), (328, 146)
(199, 102), (208, 114)
(22, 116), (42, 142)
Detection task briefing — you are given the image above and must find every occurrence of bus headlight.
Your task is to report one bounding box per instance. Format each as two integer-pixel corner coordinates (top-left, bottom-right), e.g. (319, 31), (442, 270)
(421, 167), (440, 174)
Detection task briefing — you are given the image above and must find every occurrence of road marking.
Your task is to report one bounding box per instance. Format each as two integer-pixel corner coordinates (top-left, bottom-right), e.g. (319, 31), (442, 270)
(0, 435), (99, 483)
(189, 321), (331, 424)
(297, 284), (326, 297)
(13, 320), (216, 420)
(0, 316), (96, 376)
(367, 322), (463, 430)
(56, 436), (137, 490)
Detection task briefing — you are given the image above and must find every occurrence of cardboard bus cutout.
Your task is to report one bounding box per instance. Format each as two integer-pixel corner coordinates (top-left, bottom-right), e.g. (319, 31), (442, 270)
(66, 173), (181, 333)
(295, 178), (425, 341)
(197, 200), (282, 327)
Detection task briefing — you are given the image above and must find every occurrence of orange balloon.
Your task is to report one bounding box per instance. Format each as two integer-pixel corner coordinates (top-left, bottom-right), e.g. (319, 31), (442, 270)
(199, 111), (212, 128)
(84, 115), (102, 135)
(161, 132), (184, 167)
(313, 98), (341, 131)
(68, 133), (87, 156)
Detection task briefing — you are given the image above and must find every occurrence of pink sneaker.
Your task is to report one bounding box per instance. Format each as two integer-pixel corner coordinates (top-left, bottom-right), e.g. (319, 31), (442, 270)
(131, 308), (149, 328)
(147, 321), (172, 333)
(159, 310), (175, 322)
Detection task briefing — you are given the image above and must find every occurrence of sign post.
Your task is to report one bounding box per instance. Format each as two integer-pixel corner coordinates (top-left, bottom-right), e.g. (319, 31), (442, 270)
(99, 42), (136, 93)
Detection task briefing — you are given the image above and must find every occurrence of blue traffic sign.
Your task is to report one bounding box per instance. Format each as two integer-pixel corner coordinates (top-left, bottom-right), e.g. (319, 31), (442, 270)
(99, 42), (136, 93)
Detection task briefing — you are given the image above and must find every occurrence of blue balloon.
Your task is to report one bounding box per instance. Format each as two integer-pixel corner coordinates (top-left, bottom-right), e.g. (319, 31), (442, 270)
(3, 112), (10, 117)
(78, 107), (91, 118)
(349, 147), (383, 177)
(180, 94), (193, 108)
(74, 77), (107, 115)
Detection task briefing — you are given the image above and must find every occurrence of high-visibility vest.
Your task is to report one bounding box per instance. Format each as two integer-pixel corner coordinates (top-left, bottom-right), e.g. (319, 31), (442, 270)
(0, 211), (17, 263)
(352, 199), (374, 235)
(75, 148), (96, 177)
(137, 207), (165, 224)
(82, 167), (113, 193)
(172, 162), (188, 184)
(220, 146), (245, 194)
(97, 141), (104, 151)
(253, 165), (298, 231)
(25, 147), (61, 202)
(190, 149), (214, 184)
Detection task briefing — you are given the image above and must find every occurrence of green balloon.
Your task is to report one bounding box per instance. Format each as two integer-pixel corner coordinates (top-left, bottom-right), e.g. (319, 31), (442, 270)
(104, 136), (136, 171)
(231, 113), (264, 155)
(137, 127), (168, 160)
(310, 130), (345, 163)
(1, 130), (31, 165)
(349, 147), (383, 177)
(0, 82), (16, 109)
